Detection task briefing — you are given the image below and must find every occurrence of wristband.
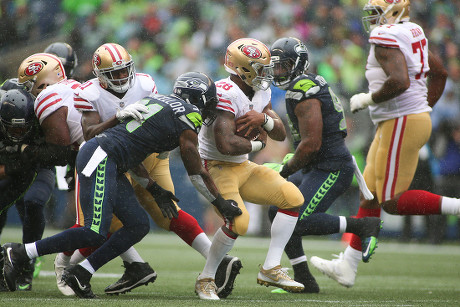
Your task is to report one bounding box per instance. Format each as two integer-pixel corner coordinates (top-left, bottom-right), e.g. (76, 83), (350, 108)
(262, 114), (274, 132)
(250, 140), (265, 152)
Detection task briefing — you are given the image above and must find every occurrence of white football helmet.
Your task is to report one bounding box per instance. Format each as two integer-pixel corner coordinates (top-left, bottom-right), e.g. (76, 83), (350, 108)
(92, 43), (135, 93)
(224, 38), (273, 91)
(17, 53), (67, 97)
(362, 0), (410, 33)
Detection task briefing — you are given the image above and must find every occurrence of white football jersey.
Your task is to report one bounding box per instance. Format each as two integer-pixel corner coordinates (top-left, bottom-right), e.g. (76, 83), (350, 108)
(34, 79), (84, 146)
(74, 73), (158, 121)
(198, 77), (271, 163)
(366, 21), (432, 124)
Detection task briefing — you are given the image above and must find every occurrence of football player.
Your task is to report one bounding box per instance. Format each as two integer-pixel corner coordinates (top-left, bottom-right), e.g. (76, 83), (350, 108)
(195, 38), (305, 300)
(265, 37), (382, 293)
(68, 43), (242, 297)
(0, 88), (57, 291)
(2, 72), (242, 299)
(44, 42), (78, 79)
(310, 0), (456, 288)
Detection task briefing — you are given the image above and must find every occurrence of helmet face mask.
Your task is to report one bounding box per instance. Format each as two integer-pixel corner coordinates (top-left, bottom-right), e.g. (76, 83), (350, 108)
(270, 37), (310, 90)
(224, 38), (273, 91)
(362, 0), (411, 33)
(173, 72), (218, 125)
(92, 43), (135, 93)
(0, 89), (36, 143)
(17, 53), (67, 97)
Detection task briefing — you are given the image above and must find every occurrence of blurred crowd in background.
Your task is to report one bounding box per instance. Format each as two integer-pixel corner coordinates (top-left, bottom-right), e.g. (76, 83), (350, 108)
(0, 0), (459, 242)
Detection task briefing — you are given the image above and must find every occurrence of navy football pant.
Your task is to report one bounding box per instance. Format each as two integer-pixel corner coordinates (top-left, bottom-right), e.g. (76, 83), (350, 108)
(268, 161), (354, 260)
(36, 140), (149, 271)
(0, 167), (54, 244)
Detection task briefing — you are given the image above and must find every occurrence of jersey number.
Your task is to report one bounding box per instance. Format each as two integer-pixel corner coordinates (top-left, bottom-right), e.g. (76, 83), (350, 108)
(126, 100), (163, 133)
(412, 38), (427, 80)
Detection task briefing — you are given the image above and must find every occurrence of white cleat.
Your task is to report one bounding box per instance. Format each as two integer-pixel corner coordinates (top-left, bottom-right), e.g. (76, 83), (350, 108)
(195, 277), (220, 300)
(310, 253), (356, 288)
(257, 265), (304, 292)
(54, 253), (75, 296)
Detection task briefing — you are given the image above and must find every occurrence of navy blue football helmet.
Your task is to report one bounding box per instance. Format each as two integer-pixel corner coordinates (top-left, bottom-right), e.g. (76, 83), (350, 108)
(0, 89), (36, 143)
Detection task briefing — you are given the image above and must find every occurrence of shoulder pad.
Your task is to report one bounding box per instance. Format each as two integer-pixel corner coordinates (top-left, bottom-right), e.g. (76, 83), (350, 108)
(136, 73), (158, 94)
(287, 78), (320, 99)
(369, 25), (405, 48)
(75, 80), (101, 102)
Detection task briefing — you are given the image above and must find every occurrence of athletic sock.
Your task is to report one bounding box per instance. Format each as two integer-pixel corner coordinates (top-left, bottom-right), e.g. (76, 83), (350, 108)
(169, 210), (207, 246)
(263, 209), (298, 270)
(79, 260), (95, 275)
(191, 232), (211, 259)
(199, 227), (235, 279)
(440, 196), (460, 215)
(397, 190), (442, 215)
(120, 246), (144, 263)
(70, 249), (86, 265)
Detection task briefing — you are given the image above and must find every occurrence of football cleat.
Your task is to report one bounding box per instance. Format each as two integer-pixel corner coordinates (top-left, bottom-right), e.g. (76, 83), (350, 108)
(215, 255), (242, 298)
(359, 217), (383, 262)
(257, 265), (304, 292)
(61, 265), (96, 299)
(0, 250), (8, 292)
(16, 259), (34, 291)
(293, 262), (320, 293)
(54, 253), (75, 296)
(195, 277), (219, 300)
(2, 243), (29, 292)
(104, 261), (157, 295)
(310, 253), (356, 288)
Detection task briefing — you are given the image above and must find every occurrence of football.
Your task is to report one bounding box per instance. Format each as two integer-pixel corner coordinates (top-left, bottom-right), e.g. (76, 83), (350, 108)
(235, 123), (261, 141)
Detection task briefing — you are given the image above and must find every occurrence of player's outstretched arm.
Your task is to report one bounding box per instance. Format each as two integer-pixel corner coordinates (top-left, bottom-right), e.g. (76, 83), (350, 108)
(129, 163), (179, 219)
(179, 129), (242, 221)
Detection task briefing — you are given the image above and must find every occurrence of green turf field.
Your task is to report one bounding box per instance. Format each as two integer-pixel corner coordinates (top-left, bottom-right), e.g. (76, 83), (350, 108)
(1, 227), (459, 306)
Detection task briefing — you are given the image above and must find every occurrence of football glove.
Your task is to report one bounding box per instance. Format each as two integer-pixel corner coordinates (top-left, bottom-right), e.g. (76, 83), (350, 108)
(350, 92), (375, 113)
(263, 152), (295, 174)
(211, 195), (242, 221)
(116, 103), (149, 122)
(146, 182), (179, 219)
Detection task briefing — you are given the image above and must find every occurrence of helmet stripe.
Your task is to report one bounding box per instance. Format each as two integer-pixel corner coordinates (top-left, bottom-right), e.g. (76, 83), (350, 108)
(103, 44), (119, 62)
(33, 53), (67, 79)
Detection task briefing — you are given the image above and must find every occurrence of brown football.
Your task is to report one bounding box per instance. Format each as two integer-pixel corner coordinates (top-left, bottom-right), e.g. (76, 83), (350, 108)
(235, 123), (261, 141)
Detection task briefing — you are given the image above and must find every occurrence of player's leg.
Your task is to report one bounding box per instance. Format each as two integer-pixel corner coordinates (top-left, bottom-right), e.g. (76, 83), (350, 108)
(195, 161), (244, 300)
(14, 168), (56, 291)
(240, 162), (304, 292)
(141, 154), (212, 257)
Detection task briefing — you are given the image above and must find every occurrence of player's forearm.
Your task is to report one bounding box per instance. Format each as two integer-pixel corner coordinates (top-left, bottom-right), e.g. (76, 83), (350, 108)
(372, 78), (410, 103)
(426, 51), (448, 107)
(84, 116), (119, 141)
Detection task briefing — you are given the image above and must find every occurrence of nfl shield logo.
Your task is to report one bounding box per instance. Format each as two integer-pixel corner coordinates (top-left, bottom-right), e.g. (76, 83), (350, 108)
(120, 101), (125, 108)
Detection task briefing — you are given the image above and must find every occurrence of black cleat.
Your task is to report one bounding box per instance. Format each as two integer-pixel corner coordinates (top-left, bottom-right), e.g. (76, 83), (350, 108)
(2, 243), (29, 292)
(0, 250), (8, 292)
(359, 217), (383, 262)
(62, 265), (96, 299)
(17, 260), (34, 291)
(293, 261), (319, 293)
(104, 261), (157, 295)
(215, 255), (242, 298)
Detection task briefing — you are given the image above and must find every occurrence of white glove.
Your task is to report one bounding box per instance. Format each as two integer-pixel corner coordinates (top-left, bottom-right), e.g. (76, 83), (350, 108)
(116, 103), (149, 122)
(350, 92), (375, 113)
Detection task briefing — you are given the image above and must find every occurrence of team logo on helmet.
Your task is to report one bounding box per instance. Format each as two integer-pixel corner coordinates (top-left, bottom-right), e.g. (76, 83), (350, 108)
(242, 46), (262, 59)
(24, 62), (44, 76)
(93, 54), (101, 67)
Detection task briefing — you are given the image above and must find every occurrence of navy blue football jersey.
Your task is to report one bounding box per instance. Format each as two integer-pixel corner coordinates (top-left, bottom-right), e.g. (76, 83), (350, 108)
(285, 73), (351, 170)
(96, 94), (203, 173)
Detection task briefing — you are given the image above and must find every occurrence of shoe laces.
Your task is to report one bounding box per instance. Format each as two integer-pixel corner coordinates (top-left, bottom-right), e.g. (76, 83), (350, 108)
(273, 267), (294, 281)
(330, 252), (345, 263)
(199, 279), (217, 295)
